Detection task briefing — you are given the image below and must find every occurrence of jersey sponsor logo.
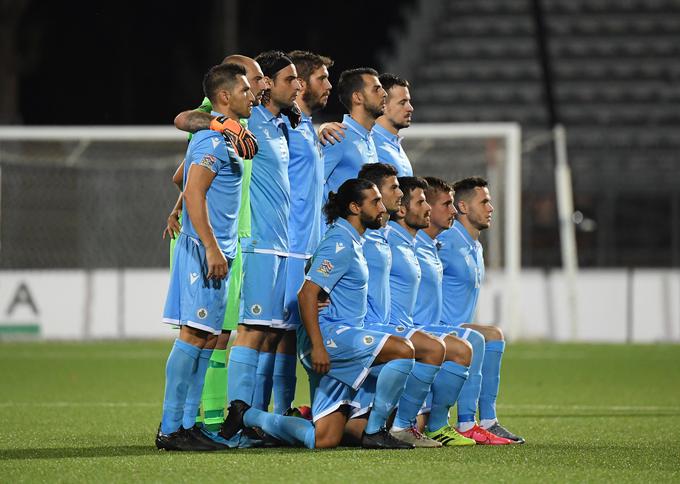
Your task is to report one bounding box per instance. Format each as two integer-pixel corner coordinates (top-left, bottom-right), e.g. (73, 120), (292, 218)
(197, 308), (208, 319)
(363, 335), (375, 345)
(200, 154), (217, 169)
(335, 242), (345, 253)
(251, 304), (262, 316)
(190, 272), (200, 285)
(325, 338), (338, 348)
(211, 137), (221, 149)
(316, 259), (334, 277)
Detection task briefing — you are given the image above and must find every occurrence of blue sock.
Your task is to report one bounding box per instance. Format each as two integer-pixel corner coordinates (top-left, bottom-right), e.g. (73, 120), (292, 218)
(244, 407), (315, 448)
(393, 362), (440, 429)
(427, 361), (469, 432)
(456, 329), (485, 424)
(365, 358), (414, 434)
(182, 348), (213, 429)
(479, 340), (505, 421)
(227, 346), (259, 405)
(273, 353), (297, 414)
(161, 339), (201, 434)
(252, 351), (275, 411)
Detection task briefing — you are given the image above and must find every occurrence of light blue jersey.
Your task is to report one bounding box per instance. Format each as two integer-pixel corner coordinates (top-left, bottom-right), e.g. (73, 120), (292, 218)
(386, 221), (421, 327)
(413, 230), (443, 326)
(306, 218), (369, 327)
(180, 126), (243, 259)
(243, 105), (290, 254)
(323, 114), (378, 198)
(373, 123), (413, 176)
(363, 228), (392, 325)
(438, 220), (484, 325)
(286, 112), (323, 257)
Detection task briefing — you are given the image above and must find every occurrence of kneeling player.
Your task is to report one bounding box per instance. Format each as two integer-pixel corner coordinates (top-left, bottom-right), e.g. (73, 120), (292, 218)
(156, 63), (256, 451)
(220, 179), (415, 449)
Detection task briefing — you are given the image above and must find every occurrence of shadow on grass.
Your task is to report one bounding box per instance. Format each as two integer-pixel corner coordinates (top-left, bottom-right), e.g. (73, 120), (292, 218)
(0, 445), (360, 461)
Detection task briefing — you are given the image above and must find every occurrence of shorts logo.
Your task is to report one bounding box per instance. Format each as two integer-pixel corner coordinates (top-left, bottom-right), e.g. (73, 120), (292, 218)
(211, 137), (221, 149)
(395, 325), (406, 333)
(363, 335), (374, 345)
(200, 154), (217, 169)
(326, 339), (338, 348)
(190, 272), (200, 285)
(335, 242), (345, 253)
(316, 259), (334, 277)
(251, 304), (262, 316)
(197, 308), (208, 319)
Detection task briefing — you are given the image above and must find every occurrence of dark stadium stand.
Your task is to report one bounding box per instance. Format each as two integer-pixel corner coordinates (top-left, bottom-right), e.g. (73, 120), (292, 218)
(382, 0), (680, 266)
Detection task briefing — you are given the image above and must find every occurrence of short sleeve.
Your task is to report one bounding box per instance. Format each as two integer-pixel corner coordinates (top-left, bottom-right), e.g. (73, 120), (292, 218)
(305, 236), (352, 293)
(189, 134), (231, 175)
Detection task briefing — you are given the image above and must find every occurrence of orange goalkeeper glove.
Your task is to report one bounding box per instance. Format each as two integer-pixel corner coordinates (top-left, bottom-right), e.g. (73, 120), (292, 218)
(210, 116), (258, 160)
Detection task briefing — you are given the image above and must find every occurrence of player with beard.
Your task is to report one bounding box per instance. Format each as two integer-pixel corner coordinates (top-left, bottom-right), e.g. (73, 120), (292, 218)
(373, 73), (414, 176)
(438, 177), (524, 444)
(163, 55), (267, 434)
(220, 179), (416, 450)
(321, 68), (386, 203)
(220, 51), (302, 439)
(251, 51), (334, 417)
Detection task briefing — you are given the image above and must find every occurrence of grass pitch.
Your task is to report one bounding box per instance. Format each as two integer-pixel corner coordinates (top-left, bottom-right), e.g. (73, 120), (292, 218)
(1, 341), (679, 483)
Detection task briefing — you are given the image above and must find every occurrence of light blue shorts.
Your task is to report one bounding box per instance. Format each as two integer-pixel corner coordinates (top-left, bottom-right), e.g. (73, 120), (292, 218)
(310, 374), (359, 423)
(162, 233), (230, 335)
(240, 251), (289, 329)
(299, 323), (391, 391)
(364, 322), (419, 340)
(282, 255), (309, 329)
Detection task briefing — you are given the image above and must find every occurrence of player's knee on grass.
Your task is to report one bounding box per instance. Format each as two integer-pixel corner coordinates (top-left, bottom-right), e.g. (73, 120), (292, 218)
(412, 331), (445, 366)
(343, 415), (367, 445)
(444, 335), (472, 366)
(314, 409), (348, 448)
(375, 335), (415, 364)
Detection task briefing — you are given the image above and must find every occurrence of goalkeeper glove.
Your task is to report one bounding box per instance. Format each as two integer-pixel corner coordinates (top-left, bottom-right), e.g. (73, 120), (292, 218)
(281, 101), (302, 129)
(210, 116), (258, 160)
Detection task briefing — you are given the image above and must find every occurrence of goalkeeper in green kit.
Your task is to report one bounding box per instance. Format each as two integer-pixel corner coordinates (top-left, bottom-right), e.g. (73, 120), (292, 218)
(163, 54), (268, 431)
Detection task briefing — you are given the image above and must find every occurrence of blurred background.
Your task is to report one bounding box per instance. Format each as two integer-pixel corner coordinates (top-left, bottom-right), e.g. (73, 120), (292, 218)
(0, 0), (679, 342)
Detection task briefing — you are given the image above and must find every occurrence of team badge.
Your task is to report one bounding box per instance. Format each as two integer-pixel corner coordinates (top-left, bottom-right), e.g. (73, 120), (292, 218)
(395, 325), (406, 333)
(200, 154), (217, 169)
(363, 335), (374, 345)
(197, 308), (208, 319)
(316, 259), (334, 277)
(251, 304), (262, 315)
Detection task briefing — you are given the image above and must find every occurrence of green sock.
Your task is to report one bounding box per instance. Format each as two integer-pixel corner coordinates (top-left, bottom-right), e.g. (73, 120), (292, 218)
(200, 349), (228, 430)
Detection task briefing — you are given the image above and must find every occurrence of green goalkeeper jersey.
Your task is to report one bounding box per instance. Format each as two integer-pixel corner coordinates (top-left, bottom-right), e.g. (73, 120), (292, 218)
(191, 97), (252, 238)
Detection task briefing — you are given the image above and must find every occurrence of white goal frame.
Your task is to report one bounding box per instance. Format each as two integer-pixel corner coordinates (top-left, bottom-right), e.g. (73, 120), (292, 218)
(0, 123), (522, 335)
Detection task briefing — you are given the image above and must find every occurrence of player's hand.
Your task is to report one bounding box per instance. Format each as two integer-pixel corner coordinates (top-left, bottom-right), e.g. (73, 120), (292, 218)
(317, 299), (330, 312)
(210, 116), (258, 160)
(318, 122), (346, 146)
(205, 245), (229, 280)
(162, 209), (182, 240)
(281, 101), (302, 129)
(311, 345), (331, 374)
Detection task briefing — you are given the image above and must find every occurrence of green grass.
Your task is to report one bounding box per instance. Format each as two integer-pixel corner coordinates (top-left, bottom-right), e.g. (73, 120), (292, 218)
(1, 341), (679, 483)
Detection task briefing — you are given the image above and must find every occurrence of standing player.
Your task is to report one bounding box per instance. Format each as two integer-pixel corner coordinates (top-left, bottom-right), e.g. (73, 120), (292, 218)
(164, 55), (267, 431)
(322, 68), (385, 199)
(251, 51), (335, 416)
(156, 63), (256, 451)
(439, 176), (524, 444)
(222, 51), (301, 435)
(373, 73), (414, 176)
(221, 179), (416, 449)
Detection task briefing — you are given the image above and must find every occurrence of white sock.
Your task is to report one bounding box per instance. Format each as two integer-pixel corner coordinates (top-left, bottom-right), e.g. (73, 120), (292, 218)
(480, 418), (497, 429)
(457, 421), (475, 432)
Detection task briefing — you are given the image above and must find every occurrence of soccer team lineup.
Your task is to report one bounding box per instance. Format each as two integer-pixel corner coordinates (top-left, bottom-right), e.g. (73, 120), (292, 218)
(156, 49), (522, 451)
